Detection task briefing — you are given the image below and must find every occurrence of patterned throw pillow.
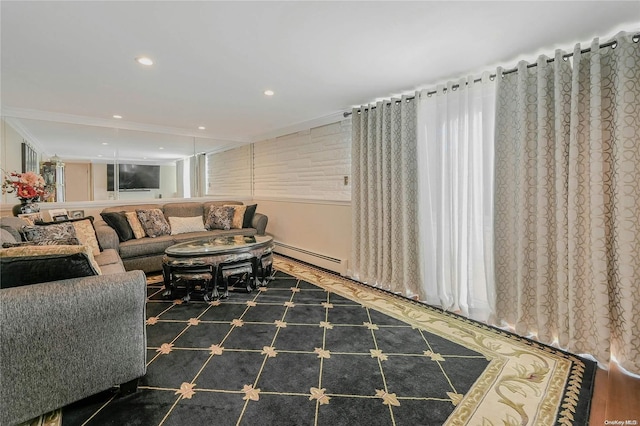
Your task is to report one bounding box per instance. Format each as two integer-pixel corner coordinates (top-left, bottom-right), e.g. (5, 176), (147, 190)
(2, 238), (80, 248)
(136, 209), (171, 238)
(168, 216), (206, 235)
(125, 211), (146, 239)
(224, 205), (247, 229)
(70, 218), (101, 256)
(204, 206), (234, 230)
(22, 222), (77, 243)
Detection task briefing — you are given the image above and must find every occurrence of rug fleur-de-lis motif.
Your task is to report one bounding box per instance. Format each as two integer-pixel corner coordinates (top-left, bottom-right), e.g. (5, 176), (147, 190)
(157, 343), (174, 354)
(314, 348), (331, 359)
(209, 345), (224, 356)
(370, 349), (388, 361)
(175, 382), (196, 399)
(375, 389), (400, 406)
(242, 384), (260, 401)
(309, 387), (331, 405)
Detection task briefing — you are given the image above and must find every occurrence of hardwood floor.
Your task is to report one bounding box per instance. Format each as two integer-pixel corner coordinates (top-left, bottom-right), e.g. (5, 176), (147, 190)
(589, 362), (640, 425)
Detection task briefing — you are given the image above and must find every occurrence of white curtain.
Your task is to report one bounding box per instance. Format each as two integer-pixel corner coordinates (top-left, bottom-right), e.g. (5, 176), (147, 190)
(350, 96), (423, 298)
(416, 75), (496, 321)
(493, 32), (640, 374)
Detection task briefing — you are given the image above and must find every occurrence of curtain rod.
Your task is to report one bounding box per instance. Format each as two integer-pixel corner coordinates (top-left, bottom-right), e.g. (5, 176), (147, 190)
(343, 32), (640, 118)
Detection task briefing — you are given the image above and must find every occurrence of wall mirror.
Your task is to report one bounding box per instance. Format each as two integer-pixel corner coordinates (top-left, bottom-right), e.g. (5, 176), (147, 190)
(2, 115), (250, 202)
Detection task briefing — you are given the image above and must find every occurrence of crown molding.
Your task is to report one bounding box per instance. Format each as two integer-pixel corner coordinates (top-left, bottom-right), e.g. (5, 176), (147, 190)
(3, 116), (49, 156)
(1, 107), (251, 144)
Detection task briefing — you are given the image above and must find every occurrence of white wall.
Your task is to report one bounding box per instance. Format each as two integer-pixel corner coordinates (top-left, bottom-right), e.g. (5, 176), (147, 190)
(206, 144), (252, 197)
(253, 120), (351, 201)
(206, 119), (353, 273)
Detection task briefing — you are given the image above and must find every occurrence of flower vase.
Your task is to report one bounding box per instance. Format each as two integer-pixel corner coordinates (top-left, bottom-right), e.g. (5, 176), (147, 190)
(12, 199), (40, 216)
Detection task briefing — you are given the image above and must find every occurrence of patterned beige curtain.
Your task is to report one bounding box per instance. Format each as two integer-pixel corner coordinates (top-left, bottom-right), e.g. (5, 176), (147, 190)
(494, 32), (640, 374)
(350, 95), (423, 298)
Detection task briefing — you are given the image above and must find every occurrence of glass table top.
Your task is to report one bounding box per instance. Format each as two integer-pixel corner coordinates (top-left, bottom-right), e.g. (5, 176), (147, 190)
(165, 235), (273, 257)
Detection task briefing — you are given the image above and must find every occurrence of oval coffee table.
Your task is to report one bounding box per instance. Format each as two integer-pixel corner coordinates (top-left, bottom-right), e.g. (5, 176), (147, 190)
(162, 235), (274, 301)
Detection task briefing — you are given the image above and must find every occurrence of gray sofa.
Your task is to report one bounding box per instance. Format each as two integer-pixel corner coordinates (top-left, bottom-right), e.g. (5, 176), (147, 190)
(96, 200), (268, 273)
(0, 217), (147, 426)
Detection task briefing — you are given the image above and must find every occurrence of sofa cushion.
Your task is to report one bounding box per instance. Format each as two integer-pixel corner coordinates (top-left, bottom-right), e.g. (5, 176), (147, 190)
(118, 234), (175, 259)
(162, 202), (204, 219)
(0, 228), (18, 246)
(136, 209), (171, 238)
(94, 248), (126, 275)
(205, 205), (234, 230)
(125, 212), (146, 239)
(168, 216), (206, 235)
(0, 245), (101, 288)
(242, 204), (258, 228)
(101, 211), (134, 242)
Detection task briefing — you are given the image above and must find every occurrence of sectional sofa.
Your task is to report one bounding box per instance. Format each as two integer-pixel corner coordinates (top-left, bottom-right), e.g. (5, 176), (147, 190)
(95, 200), (268, 273)
(0, 216), (147, 426)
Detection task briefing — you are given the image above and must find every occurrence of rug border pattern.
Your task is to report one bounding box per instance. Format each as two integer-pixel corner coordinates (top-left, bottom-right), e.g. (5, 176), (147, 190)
(273, 256), (592, 425)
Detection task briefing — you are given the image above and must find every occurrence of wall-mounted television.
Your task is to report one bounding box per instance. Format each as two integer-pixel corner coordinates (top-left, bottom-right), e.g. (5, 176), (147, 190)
(107, 164), (161, 191)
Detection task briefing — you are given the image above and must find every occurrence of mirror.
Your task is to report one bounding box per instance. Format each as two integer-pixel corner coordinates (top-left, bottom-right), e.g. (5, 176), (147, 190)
(1, 116), (249, 202)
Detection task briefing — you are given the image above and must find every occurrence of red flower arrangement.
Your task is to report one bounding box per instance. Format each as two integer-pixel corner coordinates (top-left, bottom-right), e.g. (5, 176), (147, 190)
(2, 170), (49, 202)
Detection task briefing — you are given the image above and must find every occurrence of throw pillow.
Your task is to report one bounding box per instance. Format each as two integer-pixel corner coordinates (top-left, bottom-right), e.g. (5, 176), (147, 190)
(3, 238), (80, 248)
(168, 216), (206, 235)
(224, 205), (247, 229)
(204, 206), (234, 230)
(28, 216), (101, 256)
(101, 211), (134, 242)
(70, 218), (101, 256)
(136, 209), (171, 238)
(242, 204), (257, 228)
(22, 222), (77, 243)
(125, 211), (146, 239)
(0, 244), (101, 289)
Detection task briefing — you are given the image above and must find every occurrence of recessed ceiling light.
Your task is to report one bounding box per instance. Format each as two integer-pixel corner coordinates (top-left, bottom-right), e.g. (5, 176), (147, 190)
(102, 142), (109, 146)
(98, 154), (103, 157)
(159, 147), (164, 150)
(198, 126), (206, 130)
(135, 56), (153, 66)
(113, 115), (122, 119)
(264, 90), (274, 96)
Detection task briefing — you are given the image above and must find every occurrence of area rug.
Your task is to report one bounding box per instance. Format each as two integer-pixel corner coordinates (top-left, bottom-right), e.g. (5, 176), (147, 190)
(62, 255), (596, 425)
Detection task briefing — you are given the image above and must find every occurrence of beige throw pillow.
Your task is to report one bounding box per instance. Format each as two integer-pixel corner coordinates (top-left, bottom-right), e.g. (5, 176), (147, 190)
(169, 216), (206, 235)
(71, 219), (101, 256)
(224, 205), (247, 229)
(125, 211), (146, 239)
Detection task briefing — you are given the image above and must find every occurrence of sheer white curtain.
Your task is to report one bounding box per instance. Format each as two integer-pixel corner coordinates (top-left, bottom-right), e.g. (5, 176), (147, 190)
(416, 74), (496, 321)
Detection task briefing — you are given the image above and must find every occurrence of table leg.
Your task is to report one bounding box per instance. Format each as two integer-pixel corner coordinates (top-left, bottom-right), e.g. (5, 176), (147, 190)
(162, 263), (173, 298)
(251, 256), (259, 290)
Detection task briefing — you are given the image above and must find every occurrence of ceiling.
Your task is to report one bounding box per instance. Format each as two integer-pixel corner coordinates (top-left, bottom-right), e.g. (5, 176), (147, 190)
(2, 1), (639, 164)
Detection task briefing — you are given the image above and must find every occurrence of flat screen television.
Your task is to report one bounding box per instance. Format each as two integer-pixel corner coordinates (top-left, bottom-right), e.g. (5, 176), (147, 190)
(107, 164), (160, 191)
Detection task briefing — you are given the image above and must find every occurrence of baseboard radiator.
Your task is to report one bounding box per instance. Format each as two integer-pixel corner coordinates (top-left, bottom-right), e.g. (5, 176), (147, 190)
(273, 242), (347, 275)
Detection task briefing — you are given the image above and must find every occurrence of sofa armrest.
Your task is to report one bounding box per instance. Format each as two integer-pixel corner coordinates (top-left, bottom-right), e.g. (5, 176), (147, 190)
(0, 271), (147, 425)
(252, 212), (268, 235)
(95, 221), (120, 252)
